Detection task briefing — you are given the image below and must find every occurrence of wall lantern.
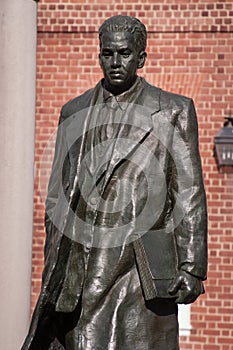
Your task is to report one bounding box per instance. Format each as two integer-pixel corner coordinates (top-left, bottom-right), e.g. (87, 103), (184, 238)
(214, 116), (233, 171)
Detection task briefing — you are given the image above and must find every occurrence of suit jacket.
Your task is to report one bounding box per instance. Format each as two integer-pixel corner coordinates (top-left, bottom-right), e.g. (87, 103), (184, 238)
(22, 77), (207, 349)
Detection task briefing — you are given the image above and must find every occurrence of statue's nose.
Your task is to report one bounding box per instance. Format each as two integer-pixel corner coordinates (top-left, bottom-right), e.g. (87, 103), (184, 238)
(111, 53), (121, 68)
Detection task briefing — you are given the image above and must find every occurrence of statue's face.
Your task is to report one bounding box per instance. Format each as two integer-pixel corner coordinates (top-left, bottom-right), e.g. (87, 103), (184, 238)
(99, 31), (146, 95)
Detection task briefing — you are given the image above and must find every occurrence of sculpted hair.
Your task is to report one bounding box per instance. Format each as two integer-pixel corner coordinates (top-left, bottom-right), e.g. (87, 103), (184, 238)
(99, 15), (147, 52)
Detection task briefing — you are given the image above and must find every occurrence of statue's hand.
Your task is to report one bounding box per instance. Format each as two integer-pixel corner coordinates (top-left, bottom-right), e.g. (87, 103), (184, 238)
(168, 271), (203, 304)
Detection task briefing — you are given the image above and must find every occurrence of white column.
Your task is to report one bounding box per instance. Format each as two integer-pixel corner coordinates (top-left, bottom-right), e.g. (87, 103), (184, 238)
(0, 0), (37, 349)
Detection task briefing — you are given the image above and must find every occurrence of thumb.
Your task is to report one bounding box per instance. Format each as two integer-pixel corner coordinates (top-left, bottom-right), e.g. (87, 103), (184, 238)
(168, 275), (183, 296)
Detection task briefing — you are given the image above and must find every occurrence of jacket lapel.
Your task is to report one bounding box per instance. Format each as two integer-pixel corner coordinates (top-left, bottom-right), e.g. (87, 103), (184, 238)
(99, 80), (162, 186)
(109, 79), (162, 161)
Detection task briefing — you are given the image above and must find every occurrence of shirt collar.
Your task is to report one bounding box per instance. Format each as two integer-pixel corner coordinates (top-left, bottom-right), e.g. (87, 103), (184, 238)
(102, 77), (142, 110)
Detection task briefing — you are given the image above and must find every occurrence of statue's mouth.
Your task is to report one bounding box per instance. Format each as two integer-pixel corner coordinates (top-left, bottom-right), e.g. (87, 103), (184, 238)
(110, 71), (122, 79)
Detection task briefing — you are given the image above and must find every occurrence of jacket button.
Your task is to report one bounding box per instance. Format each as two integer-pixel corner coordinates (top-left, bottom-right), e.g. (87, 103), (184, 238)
(89, 197), (98, 206)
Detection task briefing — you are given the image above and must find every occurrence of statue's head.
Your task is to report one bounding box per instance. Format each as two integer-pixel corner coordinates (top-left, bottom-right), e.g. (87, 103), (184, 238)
(98, 15), (147, 95)
(99, 15), (147, 53)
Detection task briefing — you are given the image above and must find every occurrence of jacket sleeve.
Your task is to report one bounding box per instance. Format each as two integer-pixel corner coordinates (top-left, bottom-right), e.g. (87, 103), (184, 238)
(44, 110), (70, 262)
(170, 99), (208, 280)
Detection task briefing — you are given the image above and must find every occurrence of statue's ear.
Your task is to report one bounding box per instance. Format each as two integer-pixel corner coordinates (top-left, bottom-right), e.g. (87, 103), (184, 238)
(137, 51), (147, 69)
(99, 53), (102, 69)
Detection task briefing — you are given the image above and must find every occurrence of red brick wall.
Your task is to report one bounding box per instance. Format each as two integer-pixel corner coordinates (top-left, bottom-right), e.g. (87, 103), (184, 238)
(33, 1), (233, 348)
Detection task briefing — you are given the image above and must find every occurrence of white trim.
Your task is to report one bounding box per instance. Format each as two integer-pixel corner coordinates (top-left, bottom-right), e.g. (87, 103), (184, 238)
(178, 304), (192, 336)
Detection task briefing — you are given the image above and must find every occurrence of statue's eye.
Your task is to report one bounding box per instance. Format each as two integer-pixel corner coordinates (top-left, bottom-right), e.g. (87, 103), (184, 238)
(102, 51), (112, 58)
(119, 50), (131, 58)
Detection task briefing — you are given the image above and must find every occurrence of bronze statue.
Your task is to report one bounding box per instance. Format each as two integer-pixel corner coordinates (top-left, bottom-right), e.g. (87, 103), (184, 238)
(22, 15), (207, 350)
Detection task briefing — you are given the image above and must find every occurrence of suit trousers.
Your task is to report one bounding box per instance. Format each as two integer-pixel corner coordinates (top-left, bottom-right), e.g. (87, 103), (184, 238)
(64, 265), (179, 350)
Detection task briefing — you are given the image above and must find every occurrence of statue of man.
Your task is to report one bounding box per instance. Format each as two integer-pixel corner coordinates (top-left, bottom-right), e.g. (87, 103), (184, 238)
(22, 15), (207, 350)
